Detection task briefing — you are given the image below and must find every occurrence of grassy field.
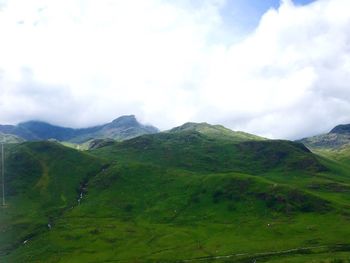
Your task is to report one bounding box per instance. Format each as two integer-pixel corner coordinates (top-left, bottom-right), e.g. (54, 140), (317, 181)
(2, 127), (350, 262)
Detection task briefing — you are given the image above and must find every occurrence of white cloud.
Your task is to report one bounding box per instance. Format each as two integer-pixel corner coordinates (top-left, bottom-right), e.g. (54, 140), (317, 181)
(0, 0), (350, 139)
(196, 0), (350, 139)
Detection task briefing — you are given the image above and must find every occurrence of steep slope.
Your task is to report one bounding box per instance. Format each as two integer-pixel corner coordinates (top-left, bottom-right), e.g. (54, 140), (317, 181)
(17, 121), (76, 141)
(299, 123), (350, 150)
(0, 124), (38, 140)
(298, 123), (350, 168)
(0, 142), (105, 257)
(0, 115), (159, 143)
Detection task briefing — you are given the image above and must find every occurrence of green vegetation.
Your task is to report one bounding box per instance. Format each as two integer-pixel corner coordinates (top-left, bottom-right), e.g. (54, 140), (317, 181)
(1, 123), (350, 262)
(0, 142), (105, 258)
(168, 122), (266, 142)
(93, 129), (322, 174)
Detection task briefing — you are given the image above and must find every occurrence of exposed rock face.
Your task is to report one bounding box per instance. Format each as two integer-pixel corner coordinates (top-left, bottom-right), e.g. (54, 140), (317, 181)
(88, 139), (115, 150)
(298, 123), (350, 150)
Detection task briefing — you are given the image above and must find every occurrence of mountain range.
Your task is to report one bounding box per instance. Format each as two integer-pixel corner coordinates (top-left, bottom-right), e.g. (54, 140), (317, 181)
(0, 115), (158, 144)
(2, 117), (350, 262)
(3, 115), (350, 150)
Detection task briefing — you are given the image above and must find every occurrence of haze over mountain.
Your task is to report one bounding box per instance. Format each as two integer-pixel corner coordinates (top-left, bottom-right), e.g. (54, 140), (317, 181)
(0, 115), (159, 143)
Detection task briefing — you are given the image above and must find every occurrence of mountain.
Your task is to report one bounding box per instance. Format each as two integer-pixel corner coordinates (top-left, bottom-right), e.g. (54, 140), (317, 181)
(0, 115), (159, 143)
(299, 123), (350, 169)
(70, 115), (159, 143)
(17, 121), (76, 141)
(330, 124), (350, 134)
(0, 124), (39, 140)
(93, 122), (324, 174)
(168, 122), (266, 142)
(2, 122), (350, 262)
(299, 123), (350, 150)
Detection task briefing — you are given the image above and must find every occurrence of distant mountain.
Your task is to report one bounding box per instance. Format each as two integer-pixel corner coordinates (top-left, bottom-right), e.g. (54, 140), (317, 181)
(17, 121), (76, 141)
(299, 124), (350, 150)
(0, 115), (159, 143)
(71, 115), (159, 143)
(168, 122), (266, 142)
(0, 124), (38, 140)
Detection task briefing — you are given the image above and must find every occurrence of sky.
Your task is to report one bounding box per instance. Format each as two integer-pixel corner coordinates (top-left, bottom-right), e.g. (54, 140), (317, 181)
(0, 0), (350, 140)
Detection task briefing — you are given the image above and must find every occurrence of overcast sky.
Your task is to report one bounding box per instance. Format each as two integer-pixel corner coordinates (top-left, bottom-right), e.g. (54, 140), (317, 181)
(1, 0), (350, 139)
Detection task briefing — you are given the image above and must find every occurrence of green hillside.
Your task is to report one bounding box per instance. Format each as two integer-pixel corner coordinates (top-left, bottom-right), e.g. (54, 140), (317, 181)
(0, 142), (106, 258)
(168, 122), (265, 142)
(93, 129), (324, 174)
(2, 124), (350, 262)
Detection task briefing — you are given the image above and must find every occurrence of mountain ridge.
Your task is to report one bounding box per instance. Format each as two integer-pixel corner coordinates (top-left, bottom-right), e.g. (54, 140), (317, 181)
(330, 123), (350, 134)
(299, 122), (350, 150)
(0, 115), (159, 143)
(168, 122), (266, 142)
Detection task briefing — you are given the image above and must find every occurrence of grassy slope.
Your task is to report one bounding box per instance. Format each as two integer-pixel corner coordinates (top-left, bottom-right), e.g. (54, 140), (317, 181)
(168, 122), (266, 142)
(10, 166), (350, 263)
(93, 130), (323, 174)
(0, 142), (105, 258)
(2, 129), (350, 262)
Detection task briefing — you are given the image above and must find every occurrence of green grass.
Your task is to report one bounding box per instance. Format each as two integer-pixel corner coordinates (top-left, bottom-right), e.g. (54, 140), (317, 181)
(0, 142), (105, 258)
(168, 122), (266, 142)
(92, 131), (323, 174)
(6, 164), (350, 262)
(2, 128), (350, 262)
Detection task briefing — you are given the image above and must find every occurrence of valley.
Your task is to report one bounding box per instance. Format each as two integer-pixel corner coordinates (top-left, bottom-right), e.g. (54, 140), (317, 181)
(1, 120), (350, 262)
